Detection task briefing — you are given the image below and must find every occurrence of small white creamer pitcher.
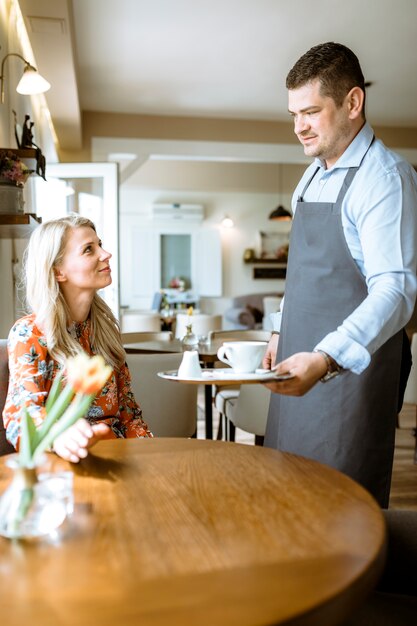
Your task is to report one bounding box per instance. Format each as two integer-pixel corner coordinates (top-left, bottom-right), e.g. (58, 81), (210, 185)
(177, 350), (202, 378)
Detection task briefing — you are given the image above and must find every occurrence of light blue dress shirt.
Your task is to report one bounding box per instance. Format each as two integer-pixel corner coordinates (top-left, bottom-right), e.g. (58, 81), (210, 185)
(272, 122), (417, 374)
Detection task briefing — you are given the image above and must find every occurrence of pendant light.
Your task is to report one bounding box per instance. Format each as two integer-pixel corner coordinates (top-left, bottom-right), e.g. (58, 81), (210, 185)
(269, 164), (292, 221)
(269, 204), (292, 221)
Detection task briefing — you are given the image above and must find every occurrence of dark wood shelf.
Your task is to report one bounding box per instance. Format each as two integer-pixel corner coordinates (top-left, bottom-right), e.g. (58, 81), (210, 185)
(244, 258), (287, 265)
(0, 213), (41, 238)
(0, 148), (37, 158)
(0, 148), (38, 174)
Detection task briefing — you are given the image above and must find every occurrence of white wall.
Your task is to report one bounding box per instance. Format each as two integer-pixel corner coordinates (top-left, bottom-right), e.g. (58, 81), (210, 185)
(0, 2), (58, 337)
(119, 184), (292, 316)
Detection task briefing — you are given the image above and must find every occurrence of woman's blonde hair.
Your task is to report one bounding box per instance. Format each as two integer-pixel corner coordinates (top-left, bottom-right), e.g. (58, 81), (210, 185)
(23, 214), (125, 370)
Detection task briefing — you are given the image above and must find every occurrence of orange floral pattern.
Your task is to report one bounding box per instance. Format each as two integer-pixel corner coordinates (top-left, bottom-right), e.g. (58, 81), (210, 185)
(2, 314), (153, 449)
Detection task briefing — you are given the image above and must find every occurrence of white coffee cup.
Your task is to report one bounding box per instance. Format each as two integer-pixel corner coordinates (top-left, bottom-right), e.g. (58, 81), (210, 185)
(178, 350), (202, 378)
(217, 341), (267, 374)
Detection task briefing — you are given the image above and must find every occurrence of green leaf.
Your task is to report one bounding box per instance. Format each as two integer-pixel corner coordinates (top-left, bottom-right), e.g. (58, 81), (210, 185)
(32, 393), (95, 462)
(19, 407), (38, 467)
(10, 486), (35, 535)
(45, 371), (64, 412)
(36, 383), (75, 441)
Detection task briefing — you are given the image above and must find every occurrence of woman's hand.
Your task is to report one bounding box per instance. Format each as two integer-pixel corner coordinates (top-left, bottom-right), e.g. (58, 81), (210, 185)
(52, 418), (110, 463)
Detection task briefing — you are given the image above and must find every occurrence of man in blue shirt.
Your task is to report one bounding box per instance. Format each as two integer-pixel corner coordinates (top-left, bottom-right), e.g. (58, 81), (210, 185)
(263, 42), (417, 507)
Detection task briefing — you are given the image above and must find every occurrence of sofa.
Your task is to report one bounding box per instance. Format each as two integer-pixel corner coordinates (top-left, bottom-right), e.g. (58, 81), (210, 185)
(223, 292), (283, 330)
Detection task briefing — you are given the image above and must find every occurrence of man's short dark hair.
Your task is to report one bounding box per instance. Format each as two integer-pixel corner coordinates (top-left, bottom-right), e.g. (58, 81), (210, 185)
(286, 42), (366, 109)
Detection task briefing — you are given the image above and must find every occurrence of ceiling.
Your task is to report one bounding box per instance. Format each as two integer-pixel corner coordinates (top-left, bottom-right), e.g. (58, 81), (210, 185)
(19, 0), (417, 152)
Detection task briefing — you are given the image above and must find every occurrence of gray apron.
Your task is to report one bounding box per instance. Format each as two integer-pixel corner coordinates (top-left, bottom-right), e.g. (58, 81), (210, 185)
(264, 155), (403, 508)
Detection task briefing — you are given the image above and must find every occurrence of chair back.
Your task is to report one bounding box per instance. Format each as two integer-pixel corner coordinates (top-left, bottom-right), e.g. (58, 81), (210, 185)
(262, 296), (282, 330)
(404, 333), (417, 405)
(0, 339), (15, 456)
(227, 384), (271, 437)
(151, 292), (163, 311)
(208, 329), (272, 343)
(175, 313), (222, 339)
(121, 311), (161, 333)
(121, 331), (173, 344)
(125, 352), (197, 437)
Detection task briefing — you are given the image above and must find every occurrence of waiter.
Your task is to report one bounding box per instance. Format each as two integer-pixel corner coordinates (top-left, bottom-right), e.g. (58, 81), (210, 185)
(263, 42), (417, 508)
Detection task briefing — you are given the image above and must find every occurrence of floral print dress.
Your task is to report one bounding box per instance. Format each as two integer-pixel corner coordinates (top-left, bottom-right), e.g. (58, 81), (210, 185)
(2, 314), (152, 449)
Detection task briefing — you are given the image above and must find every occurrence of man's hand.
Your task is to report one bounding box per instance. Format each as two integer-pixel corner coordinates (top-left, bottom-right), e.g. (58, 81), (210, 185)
(263, 334), (279, 370)
(264, 351), (328, 395)
(52, 418), (111, 463)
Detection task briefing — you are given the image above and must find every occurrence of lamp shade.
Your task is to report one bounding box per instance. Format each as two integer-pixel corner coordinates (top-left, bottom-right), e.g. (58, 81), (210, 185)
(16, 66), (51, 96)
(221, 215), (234, 228)
(268, 204), (292, 221)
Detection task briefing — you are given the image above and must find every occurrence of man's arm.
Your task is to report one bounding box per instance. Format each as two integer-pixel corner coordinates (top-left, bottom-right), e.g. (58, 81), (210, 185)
(316, 164), (417, 375)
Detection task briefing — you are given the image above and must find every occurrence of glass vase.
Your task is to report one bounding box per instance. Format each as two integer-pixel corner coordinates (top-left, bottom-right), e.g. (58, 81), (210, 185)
(182, 323), (198, 350)
(0, 455), (71, 539)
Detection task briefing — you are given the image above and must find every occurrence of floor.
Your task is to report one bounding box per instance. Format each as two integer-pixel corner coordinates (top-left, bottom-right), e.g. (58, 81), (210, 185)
(197, 388), (417, 510)
(390, 403), (417, 510)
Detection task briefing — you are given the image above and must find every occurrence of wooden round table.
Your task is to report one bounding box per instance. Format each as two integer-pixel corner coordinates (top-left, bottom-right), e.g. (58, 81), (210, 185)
(0, 438), (386, 626)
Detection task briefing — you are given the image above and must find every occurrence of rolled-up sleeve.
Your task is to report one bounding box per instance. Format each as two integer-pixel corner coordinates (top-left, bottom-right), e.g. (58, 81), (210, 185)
(317, 163), (417, 373)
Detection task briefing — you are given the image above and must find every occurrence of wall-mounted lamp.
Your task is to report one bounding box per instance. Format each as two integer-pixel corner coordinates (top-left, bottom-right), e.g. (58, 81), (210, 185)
(63, 183), (75, 197)
(221, 215), (234, 228)
(0, 52), (51, 104)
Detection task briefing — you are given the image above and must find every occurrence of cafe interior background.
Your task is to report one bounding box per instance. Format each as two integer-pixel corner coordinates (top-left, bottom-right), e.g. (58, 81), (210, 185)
(1, 0), (417, 337)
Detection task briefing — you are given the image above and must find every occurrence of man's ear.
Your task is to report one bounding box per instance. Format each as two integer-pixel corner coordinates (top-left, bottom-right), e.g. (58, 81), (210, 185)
(54, 267), (66, 283)
(346, 86), (364, 120)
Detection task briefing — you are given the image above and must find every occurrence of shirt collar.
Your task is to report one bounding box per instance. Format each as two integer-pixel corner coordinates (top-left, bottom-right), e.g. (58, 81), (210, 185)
(314, 122), (374, 172)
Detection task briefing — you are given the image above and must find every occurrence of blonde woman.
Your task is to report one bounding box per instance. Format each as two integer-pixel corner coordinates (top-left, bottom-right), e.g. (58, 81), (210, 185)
(3, 214), (152, 463)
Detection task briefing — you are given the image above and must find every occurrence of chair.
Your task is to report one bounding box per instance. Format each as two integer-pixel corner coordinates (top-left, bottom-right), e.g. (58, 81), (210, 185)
(402, 332), (417, 463)
(175, 313), (222, 340)
(121, 331), (173, 344)
(262, 296), (282, 330)
(209, 329), (272, 439)
(125, 352), (198, 437)
(0, 339), (15, 456)
(342, 509), (417, 625)
(221, 383), (271, 445)
(120, 311), (161, 333)
(223, 292), (283, 330)
(150, 292), (163, 311)
(208, 329), (272, 343)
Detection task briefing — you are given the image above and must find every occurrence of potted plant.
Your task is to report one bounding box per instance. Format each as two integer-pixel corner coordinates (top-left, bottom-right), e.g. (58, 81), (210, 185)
(0, 149), (34, 215)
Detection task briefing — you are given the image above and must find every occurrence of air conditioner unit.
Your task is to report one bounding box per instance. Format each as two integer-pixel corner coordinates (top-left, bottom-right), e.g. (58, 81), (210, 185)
(151, 203), (204, 222)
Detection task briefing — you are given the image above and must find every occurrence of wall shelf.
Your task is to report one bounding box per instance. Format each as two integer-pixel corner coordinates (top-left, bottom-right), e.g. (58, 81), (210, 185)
(253, 266), (287, 279)
(0, 148), (37, 158)
(0, 147), (38, 171)
(243, 257), (287, 278)
(244, 258), (287, 265)
(0, 213), (41, 239)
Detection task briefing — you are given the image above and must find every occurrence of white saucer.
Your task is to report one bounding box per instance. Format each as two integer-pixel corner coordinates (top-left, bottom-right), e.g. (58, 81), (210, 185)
(158, 368), (294, 385)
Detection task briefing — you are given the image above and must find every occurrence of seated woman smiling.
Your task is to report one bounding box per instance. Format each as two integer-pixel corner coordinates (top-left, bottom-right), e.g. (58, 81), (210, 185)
(2, 214), (152, 463)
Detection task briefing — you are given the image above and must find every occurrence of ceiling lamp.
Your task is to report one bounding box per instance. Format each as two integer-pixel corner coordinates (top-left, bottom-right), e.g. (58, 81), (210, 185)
(269, 164), (292, 221)
(0, 52), (51, 104)
(221, 215), (234, 228)
(268, 204), (292, 221)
